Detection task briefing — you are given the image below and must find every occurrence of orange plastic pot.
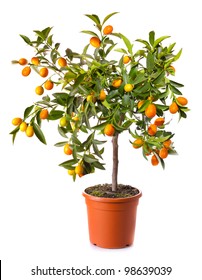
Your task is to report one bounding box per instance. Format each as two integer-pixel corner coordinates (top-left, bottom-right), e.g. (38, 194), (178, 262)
(83, 189), (142, 249)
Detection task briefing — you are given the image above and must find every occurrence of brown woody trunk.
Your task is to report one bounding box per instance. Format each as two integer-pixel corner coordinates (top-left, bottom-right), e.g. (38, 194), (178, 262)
(112, 133), (119, 192)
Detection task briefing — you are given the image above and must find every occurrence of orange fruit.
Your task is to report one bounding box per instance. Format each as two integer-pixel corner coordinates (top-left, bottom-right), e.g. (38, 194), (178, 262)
(68, 169), (75, 176)
(148, 124), (157, 136)
(18, 58), (28, 65)
(31, 57), (40, 65)
(39, 67), (49, 78)
(169, 102), (178, 114)
(104, 124), (115, 136)
(123, 56), (131, 64)
(90, 37), (101, 48)
(163, 139), (172, 148)
(19, 122), (28, 132)
(176, 96), (188, 106)
(12, 117), (22, 126)
(151, 154), (159, 166)
(145, 104), (156, 118)
(159, 147), (168, 159)
(103, 25), (113, 35)
(99, 89), (107, 101)
(39, 109), (49, 120)
(132, 138), (144, 149)
(75, 164), (84, 175)
(64, 143), (73, 155)
(25, 126), (34, 137)
(112, 79), (122, 88)
(124, 84), (134, 92)
(22, 66), (31, 76)
(35, 85), (44, 95)
(58, 57), (67, 67)
(44, 80), (54, 90)
(154, 117), (165, 126)
(137, 100), (145, 109)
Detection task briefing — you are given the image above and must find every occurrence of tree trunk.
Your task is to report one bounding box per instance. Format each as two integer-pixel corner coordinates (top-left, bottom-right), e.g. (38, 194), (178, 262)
(112, 133), (119, 192)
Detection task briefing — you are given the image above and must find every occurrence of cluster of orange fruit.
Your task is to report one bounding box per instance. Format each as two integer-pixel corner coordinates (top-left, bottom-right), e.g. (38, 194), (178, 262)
(63, 143), (84, 177)
(11, 108), (49, 138)
(16, 56), (68, 95)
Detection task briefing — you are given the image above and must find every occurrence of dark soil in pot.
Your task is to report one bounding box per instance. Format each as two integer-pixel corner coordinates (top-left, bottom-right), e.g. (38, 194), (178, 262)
(84, 184), (140, 198)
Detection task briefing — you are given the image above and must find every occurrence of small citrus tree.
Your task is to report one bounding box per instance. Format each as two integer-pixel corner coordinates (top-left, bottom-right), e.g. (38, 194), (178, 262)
(10, 12), (189, 193)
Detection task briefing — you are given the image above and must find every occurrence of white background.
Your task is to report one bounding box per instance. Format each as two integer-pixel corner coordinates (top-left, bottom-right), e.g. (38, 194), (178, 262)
(0, 0), (201, 279)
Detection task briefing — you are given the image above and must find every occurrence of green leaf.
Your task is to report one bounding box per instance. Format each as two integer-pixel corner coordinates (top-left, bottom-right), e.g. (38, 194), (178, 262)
(92, 161), (105, 170)
(32, 122), (47, 144)
(153, 35), (170, 48)
(59, 159), (78, 169)
(81, 30), (99, 37)
(169, 80), (184, 88)
(147, 52), (154, 72)
(72, 73), (86, 89)
(120, 33), (133, 54)
(92, 121), (108, 130)
(149, 31), (155, 45)
(20, 35), (31, 45)
(54, 141), (68, 147)
(173, 48), (182, 61)
(58, 126), (68, 138)
(136, 39), (151, 50)
(102, 12), (119, 25)
(71, 135), (82, 146)
(85, 14), (101, 26)
(48, 110), (64, 120)
(170, 85), (182, 95)
(24, 105), (34, 119)
(115, 48), (128, 54)
(152, 71), (165, 84)
(84, 154), (98, 163)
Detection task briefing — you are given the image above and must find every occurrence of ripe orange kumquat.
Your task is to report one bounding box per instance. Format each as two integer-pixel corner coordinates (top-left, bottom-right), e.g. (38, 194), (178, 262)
(39, 109), (49, 120)
(90, 37), (101, 48)
(39, 67), (49, 78)
(25, 126), (34, 137)
(123, 56), (131, 64)
(159, 147), (168, 159)
(31, 57), (40, 65)
(163, 139), (172, 148)
(132, 139), (144, 149)
(64, 143), (73, 155)
(35, 86), (44, 95)
(145, 104), (157, 118)
(44, 80), (54, 90)
(18, 58), (28, 65)
(103, 25), (113, 35)
(99, 89), (107, 101)
(176, 96), (188, 106)
(58, 57), (67, 67)
(148, 124), (157, 136)
(75, 164), (84, 176)
(169, 102), (178, 114)
(112, 79), (122, 88)
(104, 124), (115, 136)
(19, 122), (28, 132)
(151, 154), (159, 166)
(12, 117), (22, 126)
(137, 100), (145, 109)
(22, 66), (31, 76)
(154, 117), (165, 126)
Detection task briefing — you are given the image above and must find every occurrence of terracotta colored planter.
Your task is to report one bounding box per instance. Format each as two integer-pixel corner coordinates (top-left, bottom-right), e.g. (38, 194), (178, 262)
(83, 189), (142, 249)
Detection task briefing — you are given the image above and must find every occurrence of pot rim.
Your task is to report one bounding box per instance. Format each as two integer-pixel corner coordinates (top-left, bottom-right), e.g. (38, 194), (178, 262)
(82, 188), (142, 203)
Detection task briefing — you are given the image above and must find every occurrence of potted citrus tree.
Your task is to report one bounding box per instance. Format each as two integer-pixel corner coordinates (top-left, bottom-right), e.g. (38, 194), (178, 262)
(10, 12), (189, 248)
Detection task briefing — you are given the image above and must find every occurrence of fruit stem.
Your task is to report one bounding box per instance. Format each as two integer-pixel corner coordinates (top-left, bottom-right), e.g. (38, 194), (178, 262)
(112, 133), (119, 192)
